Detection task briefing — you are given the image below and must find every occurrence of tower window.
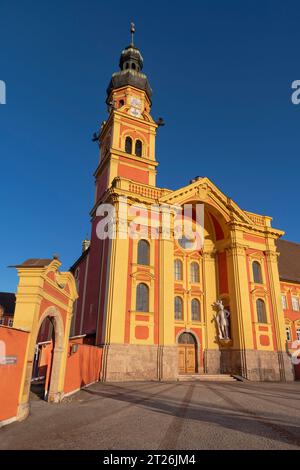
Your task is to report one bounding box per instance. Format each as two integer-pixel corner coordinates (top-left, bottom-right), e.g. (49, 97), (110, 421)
(190, 262), (200, 283)
(174, 296), (183, 320)
(135, 140), (142, 157)
(119, 99), (124, 108)
(125, 136), (132, 154)
(191, 299), (201, 322)
(126, 63), (129, 69)
(252, 261), (263, 284)
(136, 283), (149, 312)
(131, 63), (136, 70)
(174, 259), (183, 281)
(137, 240), (150, 265)
(256, 299), (267, 324)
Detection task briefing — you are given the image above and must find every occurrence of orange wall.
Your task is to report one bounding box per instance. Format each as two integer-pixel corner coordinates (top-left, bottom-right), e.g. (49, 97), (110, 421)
(0, 326), (29, 423)
(64, 343), (102, 394)
(117, 163), (149, 184)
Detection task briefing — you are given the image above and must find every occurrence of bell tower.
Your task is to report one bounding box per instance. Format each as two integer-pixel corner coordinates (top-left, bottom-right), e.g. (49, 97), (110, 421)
(94, 24), (159, 203)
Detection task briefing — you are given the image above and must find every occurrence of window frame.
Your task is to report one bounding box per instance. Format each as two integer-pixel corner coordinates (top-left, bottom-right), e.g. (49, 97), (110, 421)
(252, 260), (263, 284)
(125, 136), (133, 154)
(136, 283), (149, 312)
(256, 298), (267, 324)
(135, 139), (143, 157)
(174, 259), (183, 281)
(281, 294), (287, 310)
(292, 295), (300, 312)
(137, 239), (150, 266)
(191, 298), (201, 322)
(190, 262), (200, 283)
(174, 296), (183, 321)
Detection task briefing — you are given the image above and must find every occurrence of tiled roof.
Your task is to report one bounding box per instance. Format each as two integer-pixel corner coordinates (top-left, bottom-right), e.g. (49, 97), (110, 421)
(276, 239), (300, 284)
(11, 258), (53, 268)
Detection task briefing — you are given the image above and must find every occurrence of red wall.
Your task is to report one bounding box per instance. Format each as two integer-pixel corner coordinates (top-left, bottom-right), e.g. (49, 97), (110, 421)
(64, 343), (103, 394)
(0, 326), (29, 423)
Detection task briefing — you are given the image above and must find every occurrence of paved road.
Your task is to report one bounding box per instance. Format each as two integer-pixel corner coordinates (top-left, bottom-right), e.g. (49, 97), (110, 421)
(0, 381), (300, 450)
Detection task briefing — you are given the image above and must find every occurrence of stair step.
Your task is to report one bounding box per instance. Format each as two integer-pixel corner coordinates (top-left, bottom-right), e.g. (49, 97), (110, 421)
(177, 374), (237, 382)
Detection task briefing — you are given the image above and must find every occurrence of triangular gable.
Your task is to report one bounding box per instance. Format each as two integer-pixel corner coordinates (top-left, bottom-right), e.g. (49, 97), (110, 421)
(158, 177), (255, 227)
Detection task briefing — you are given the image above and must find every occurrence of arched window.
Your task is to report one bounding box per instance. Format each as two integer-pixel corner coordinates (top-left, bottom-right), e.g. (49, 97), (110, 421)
(131, 63), (136, 70)
(135, 139), (142, 157)
(174, 259), (183, 281)
(252, 261), (263, 284)
(191, 299), (201, 321)
(119, 99), (124, 108)
(136, 283), (149, 312)
(174, 296), (183, 320)
(125, 136), (132, 154)
(190, 262), (200, 283)
(178, 332), (196, 344)
(137, 240), (150, 265)
(256, 299), (267, 323)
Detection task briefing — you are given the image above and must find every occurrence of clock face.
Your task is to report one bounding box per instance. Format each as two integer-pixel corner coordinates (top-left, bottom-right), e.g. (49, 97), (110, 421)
(129, 107), (142, 118)
(130, 97), (142, 108)
(129, 97), (142, 118)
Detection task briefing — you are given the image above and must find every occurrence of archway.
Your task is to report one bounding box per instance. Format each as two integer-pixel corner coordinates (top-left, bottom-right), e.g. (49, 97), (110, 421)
(9, 258), (78, 422)
(31, 307), (65, 403)
(177, 332), (198, 374)
(30, 315), (55, 400)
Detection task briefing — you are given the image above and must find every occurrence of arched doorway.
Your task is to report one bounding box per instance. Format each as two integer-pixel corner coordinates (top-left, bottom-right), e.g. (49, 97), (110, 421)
(18, 306), (66, 418)
(31, 316), (55, 400)
(178, 332), (198, 374)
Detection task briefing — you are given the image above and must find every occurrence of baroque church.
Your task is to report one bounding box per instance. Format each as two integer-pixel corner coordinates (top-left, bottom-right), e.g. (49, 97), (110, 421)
(2, 28), (300, 386)
(67, 28), (299, 382)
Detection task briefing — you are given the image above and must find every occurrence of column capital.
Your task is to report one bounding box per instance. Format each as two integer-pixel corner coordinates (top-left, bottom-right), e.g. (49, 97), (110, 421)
(265, 249), (279, 261)
(226, 242), (247, 257)
(202, 250), (216, 260)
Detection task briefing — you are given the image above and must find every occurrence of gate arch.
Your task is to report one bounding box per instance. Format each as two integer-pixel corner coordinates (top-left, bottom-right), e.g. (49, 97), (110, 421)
(11, 258), (78, 421)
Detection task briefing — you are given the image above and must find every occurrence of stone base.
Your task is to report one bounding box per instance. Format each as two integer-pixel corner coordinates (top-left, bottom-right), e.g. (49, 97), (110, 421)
(205, 348), (294, 381)
(17, 402), (30, 422)
(102, 343), (178, 382)
(244, 350), (294, 382)
(204, 349), (221, 374)
(47, 391), (64, 403)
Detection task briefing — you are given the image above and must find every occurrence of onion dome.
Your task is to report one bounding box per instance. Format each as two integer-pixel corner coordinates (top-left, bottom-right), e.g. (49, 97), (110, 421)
(106, 23), (152, 103)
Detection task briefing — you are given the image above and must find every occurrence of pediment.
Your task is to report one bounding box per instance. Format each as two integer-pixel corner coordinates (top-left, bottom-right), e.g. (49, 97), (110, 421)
(159, 177), (255, 227)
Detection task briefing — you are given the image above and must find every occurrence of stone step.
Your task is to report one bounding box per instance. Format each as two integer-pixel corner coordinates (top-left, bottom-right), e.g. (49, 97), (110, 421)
(177, 374), (237, 382)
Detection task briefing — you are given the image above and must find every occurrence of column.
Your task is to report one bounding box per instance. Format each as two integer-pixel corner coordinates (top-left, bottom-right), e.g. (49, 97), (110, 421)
(226, 233), (254, 378)
(202, 249), (219, 373)
(265, 243), (294, 381)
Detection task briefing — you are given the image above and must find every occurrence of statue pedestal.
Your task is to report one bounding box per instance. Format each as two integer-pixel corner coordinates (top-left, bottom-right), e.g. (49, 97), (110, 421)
(218, 338), (233, 348)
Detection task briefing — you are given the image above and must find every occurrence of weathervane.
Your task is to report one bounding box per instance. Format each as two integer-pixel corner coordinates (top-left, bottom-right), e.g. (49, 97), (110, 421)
(130, 22), (135, 46)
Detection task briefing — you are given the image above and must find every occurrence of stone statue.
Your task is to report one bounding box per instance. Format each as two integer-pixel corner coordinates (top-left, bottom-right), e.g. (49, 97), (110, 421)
(213, 300), (230, 340)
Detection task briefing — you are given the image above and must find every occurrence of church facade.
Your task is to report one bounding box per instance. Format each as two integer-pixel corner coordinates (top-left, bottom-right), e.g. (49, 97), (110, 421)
(69, 32), (298, 383)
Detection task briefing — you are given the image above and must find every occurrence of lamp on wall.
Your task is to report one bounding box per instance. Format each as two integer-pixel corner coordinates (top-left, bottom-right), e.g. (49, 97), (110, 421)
(70, 343), (79, 355)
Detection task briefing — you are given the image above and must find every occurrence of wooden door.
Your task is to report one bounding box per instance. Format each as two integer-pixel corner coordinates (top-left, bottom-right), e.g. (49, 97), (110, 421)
(178, 345), (196, 374)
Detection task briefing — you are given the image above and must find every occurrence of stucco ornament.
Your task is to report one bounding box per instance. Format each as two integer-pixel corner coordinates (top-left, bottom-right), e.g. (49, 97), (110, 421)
(213, 300), (230, 340)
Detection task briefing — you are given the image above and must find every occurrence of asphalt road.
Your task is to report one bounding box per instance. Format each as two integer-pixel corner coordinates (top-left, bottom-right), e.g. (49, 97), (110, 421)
(0, 380), (300, 450)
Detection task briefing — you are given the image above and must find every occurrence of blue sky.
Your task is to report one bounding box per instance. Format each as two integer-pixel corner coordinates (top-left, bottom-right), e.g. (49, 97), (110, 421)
(1, 0), (300, 291)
